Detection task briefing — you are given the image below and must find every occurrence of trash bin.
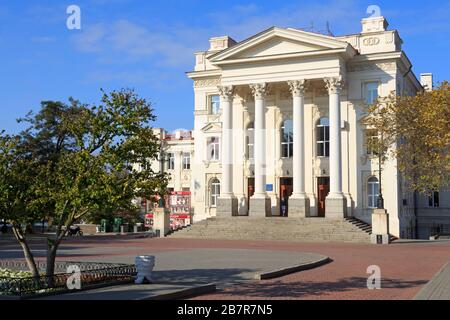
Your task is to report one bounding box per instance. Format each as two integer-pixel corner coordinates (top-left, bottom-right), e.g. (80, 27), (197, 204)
(100, 219), (108, 233)
(113, 217), (123, 233)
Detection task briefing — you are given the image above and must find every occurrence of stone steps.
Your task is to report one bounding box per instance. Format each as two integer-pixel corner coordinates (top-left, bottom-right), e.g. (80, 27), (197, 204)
(169, 217), (372, 243)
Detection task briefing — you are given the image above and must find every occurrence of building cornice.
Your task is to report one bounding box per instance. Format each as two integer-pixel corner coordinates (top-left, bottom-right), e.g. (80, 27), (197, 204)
(186, 69), (222, 80)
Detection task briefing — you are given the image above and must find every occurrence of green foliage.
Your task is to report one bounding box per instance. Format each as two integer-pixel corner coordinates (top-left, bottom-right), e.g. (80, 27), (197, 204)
(0, 88), (168, 276)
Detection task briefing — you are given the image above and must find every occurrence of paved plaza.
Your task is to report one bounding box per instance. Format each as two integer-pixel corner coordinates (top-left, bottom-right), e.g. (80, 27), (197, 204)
(1, 235), (449, 299)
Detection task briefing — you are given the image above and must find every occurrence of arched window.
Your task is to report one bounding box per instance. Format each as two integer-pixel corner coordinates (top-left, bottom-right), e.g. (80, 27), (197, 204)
(367, 177), (379, 208)
(246, 122), (254, 160)
(316, 117), (330, 157)
(281, 119), (293, 158)
(210, 178), (220, 207)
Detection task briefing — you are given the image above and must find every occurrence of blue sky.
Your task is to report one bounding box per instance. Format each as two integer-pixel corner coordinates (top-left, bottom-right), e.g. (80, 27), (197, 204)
(1, 0), (449, 133)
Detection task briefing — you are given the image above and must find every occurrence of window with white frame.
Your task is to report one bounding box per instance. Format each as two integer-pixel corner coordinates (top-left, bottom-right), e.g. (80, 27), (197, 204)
(365, 129), (379, 156)
(246, 122), (254, 160)
(210, 178), (220, 207)
(210, 95), (220, 115)
(368, 176), (379, 208)
(167, 153), (175, 170)
(281, 119), (293, 158)
(365, 82), (379, 105)
(182, 152), (190, 170)
(207, 137), (220, 161)
(316, 117), (330, 157)
(428, 191), (440, 207)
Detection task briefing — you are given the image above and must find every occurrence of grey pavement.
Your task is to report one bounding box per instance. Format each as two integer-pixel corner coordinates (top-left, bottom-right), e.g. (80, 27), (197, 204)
(414, 260), (450, 300)
(60, 248), (327, 287)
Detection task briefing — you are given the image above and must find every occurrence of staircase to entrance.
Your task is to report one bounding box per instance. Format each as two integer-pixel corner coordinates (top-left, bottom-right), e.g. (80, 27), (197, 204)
(169, 216), (374, 243)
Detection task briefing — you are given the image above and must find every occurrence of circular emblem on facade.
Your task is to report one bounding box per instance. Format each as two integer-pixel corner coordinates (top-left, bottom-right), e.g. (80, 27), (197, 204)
(363, 37), (380, 46)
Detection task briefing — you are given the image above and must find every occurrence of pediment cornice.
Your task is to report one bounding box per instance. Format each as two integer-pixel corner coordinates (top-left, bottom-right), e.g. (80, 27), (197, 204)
(200, 122), (222, 133)
(209, 27), (356, 64)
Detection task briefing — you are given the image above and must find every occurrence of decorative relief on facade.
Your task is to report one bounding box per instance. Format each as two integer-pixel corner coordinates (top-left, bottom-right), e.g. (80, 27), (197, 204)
(347, 62), (396, 72)
(362, 37), (380, 46)
(249, 83), (268, 100)
(287, 79), (307, 97)
(217, 85), (234, 102)
(324, 76), (344, 95)
(194, 78), (221, 88)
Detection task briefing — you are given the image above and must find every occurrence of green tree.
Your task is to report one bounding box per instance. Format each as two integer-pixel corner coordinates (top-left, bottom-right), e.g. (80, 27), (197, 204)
(0, 89), (168, 278)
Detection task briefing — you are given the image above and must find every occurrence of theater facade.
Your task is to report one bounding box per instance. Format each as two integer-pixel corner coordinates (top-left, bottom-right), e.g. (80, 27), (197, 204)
(148, 15), (446, 240)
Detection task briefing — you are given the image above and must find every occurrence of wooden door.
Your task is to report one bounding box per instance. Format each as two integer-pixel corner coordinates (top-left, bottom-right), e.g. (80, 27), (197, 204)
(317, 177), (330, 217)
(247, 178), (254, 214)
(280, 178), (293, 217)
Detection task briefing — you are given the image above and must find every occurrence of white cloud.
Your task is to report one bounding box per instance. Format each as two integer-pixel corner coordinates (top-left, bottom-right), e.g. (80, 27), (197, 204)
(70, 0), (372, 86)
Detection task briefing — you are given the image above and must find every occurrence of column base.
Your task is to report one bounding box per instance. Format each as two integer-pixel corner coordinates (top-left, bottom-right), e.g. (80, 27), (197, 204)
(371, 209), (390, 244)
(249, 197), (271, 217)
(371, 233), (390, 245)
(325, 194), (347, 219)
(288, 195), (310, 218)
(217, 196), (239, 217)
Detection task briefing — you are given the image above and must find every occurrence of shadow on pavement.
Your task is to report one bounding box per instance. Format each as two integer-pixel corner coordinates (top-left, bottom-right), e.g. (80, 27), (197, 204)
(210, 277), (429, 298)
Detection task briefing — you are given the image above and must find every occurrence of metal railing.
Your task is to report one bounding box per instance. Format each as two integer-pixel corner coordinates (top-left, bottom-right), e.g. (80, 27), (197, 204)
(0, 261), (136, 297)
(430, 225), (450, 236)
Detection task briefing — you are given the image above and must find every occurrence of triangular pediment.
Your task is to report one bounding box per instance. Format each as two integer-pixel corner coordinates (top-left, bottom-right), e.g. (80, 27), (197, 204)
(209, 27), (352, 63)
(235, 36), (326, 59)
(201, 122), (222, 133)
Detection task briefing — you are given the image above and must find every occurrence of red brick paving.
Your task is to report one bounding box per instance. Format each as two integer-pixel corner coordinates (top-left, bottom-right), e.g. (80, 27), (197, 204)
(3, 236), (450, 299)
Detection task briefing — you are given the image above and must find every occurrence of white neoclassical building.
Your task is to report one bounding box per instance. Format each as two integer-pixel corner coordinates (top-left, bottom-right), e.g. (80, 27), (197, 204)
(145, 15), (448, 240)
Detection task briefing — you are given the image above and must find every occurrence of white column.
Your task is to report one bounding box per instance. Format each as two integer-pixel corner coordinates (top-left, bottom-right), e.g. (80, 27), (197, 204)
(288, 80), (307, 197)
(218, 85), (234, 197)
(249, 83), (268, 198)
(324, 76), (344, 197)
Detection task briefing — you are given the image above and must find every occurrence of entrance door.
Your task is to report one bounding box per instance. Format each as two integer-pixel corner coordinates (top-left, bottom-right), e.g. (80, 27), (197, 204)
(317, 177), (330, 217)
(280, 178), (293, 217)
(247, 178), (254, 214)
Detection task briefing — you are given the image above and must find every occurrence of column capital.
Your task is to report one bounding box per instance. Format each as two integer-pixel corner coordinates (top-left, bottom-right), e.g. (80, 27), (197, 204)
(249, 83), (268, 100)
(324, 76), (344, 95)
(288, 79), (307, 97)
(217, 85), (234, 102)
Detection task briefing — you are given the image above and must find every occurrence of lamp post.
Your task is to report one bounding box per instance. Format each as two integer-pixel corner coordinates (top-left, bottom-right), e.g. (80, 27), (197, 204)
(377, 134), (385, 209)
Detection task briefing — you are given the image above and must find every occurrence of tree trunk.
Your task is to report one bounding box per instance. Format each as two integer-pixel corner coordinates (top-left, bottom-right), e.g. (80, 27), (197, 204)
(45, 228), (65, 286)
(12, 225), (39, 279)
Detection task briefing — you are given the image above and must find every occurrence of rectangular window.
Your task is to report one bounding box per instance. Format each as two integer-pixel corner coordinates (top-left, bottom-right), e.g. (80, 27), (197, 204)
(316, 125), (329, 157)
(167, 153), (175, 170)
(246, 127), (254, 159)
(368, 183), (379, 208)
(208, 137), (220, 161)
(210, 95), (220, 115)
(281, 120), (293, 158)
(366, 82), (379, 105)
(211, 181), (220, 207)
(428, 191), (440, 207)
(365, 129), (379, 156)
(182, 153), (190, 170)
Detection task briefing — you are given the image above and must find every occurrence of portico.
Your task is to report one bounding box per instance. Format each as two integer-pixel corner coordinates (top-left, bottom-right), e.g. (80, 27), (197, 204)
(215, 74), (348, 219)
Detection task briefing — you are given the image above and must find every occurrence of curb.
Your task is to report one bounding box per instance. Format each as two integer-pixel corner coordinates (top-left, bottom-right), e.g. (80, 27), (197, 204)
(144, 283), (216, 300)
(255, 256), (332, 280)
